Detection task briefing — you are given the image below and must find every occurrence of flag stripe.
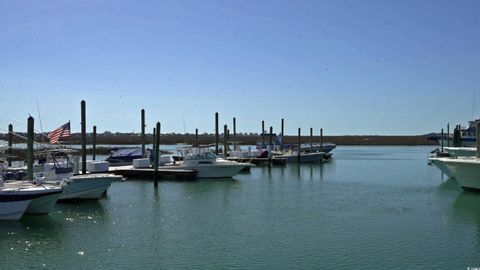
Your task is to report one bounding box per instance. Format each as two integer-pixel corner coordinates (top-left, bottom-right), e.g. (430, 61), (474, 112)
(48, 122), (71, 144)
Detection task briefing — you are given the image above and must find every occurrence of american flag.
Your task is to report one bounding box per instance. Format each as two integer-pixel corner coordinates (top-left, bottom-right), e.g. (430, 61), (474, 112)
(48, 122), (71, 144)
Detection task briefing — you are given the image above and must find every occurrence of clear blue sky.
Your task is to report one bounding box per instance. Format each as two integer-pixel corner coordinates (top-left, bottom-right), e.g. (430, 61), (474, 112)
(1, 0), (480, 135)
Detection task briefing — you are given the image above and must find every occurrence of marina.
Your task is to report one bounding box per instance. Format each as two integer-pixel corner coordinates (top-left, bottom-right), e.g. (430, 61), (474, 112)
(1, 146), (479, 269)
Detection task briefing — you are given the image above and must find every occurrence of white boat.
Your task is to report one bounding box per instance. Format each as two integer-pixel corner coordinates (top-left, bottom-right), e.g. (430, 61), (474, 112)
(428, 157), (455, 178)
(443, 147), (476, 158)
(36, 150), (122, 200)
(3, 181), (62, 215)
(174, 147), (246, 178)
(0, 178), (63, 220)
(429, 156), (480, 191)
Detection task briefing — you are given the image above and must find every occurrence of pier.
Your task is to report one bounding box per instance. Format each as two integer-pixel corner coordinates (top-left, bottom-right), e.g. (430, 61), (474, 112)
(109, 165), (197, 180)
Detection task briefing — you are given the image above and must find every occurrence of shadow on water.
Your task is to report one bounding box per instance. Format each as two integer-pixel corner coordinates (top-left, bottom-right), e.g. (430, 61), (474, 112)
(439, 177), (461, 191)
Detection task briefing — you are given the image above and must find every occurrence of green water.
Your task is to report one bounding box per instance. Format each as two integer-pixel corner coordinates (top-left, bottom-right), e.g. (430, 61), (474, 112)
(1, 146), (480, 269)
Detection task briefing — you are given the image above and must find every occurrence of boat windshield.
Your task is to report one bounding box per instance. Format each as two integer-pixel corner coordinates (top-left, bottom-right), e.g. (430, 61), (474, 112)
(184, 152), (217, 160)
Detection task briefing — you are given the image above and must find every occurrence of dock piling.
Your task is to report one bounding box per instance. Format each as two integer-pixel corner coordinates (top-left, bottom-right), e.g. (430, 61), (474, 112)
(447, 123), (450, 147)
(215, 112), (219, 155)
(281, 118), (284, 150)
(269, 126), (273, 166)
(477, 121), (480, 158)
(441, 128), (444, 152)
(233, 117), (237, 151)
(298, 128), (301, 163)
(223, 125), (228, 158)
(152, 127), (156, 158)
(92, 125), (97, 160)
(141, 109), (146, 157)
(320, 128), (323, 152)
(27, 117), (34, 180)
(81, 100), (87, 174)
(8, 124), (12, 167)
(310, 127), (313, 153)
(195, 128), (198, 146)
(154, 122), (160, 186)
(261, 120), (265, 148)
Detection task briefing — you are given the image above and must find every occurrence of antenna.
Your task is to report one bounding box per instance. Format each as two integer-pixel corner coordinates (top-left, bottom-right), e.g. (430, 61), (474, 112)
(182, 115), (187, 144)
(36, 98), (45, 143)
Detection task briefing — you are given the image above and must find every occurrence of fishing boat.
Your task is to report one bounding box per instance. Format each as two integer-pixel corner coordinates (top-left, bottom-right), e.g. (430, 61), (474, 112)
(36, 150), (122, 200)
(172, 146), (246, 178)
(428, 156), (455, 178)
(0, 178), (63, 220)
(3, 181), (62, 215)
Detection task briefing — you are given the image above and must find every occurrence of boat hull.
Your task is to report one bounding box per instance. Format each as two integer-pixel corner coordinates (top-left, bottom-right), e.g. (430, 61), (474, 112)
(0, 200), (30, 221)
(59, 175), (117, 200)
(429, 158), (455, 178)
(26, 192), (61, 215)
(442, 158), (480, 191)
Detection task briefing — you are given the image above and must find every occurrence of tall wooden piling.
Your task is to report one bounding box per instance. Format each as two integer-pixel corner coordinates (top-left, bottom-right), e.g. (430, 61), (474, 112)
(154, 122), (160, 186)
(320, 128), (323, 151)
(261, 120), (265, 147)
(92, 125), (97, 160)
(81, 100), (87, 174)
(8, 124), (12, 167)
(477, 121), (480, 158)
(281, 118), (284, 150)
(298, 128), (301, 163)
(141, 109), (146, 157)
(447, 123), (450, 147)
(233, 117), (237, 151)
(215, 112), (219, 155)
(269, 126), (273, 166)
(223, 125), (228, 158)
(27, 117), (34, 180)
(152, 127), (156, 156)
(441, 129), (444, 152)
(310, 127), (313, 153)
(195, 128), (198, 146)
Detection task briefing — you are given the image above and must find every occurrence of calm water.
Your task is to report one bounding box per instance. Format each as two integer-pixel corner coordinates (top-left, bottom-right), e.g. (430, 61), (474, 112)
(1, 146), (480, 269)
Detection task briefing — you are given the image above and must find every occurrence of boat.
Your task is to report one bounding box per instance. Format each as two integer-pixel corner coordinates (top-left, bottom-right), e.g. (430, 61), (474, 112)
(429, 157), (480, 191)
(273, 150), (330, 163)
(36, 150), (122, 200)
(3, 181), (62, 215)
(172, 146), (246, 178)
(106, 148), (149, 166)
(428, 119), (478, 147)
(0, 178), (63, 220)
(428, 157), (455, 178)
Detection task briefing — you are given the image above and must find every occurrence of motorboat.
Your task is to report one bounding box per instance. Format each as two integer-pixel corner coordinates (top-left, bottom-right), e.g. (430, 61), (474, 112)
(0, 178), (63, 220)
(36, 150), (122, 200)
(428, 156), (455, 178)
(106, 148), (149, 166)
(429, 157), (480, 191)
(173, 146), (246, 178)
(2, 180), (63, 215)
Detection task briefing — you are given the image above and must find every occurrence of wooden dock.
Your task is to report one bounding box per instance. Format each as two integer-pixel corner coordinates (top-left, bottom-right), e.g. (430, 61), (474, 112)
(109, 165), (197, 181)
(226, 157), (286, 166)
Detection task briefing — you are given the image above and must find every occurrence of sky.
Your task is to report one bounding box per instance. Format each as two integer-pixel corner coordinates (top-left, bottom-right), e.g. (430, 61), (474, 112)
(1, 0), (480, 135)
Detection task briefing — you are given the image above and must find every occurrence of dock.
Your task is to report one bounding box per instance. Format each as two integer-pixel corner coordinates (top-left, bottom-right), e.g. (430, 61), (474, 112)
(226, 157), (287, 166)
(109, 165), (197, 181)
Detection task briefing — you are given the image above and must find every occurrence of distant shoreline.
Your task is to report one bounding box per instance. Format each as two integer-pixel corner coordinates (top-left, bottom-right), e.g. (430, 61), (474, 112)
(1, 133), (437, 146)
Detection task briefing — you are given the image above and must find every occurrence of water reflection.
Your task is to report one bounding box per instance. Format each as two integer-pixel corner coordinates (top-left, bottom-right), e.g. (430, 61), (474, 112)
(452, 193), (480, 250)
